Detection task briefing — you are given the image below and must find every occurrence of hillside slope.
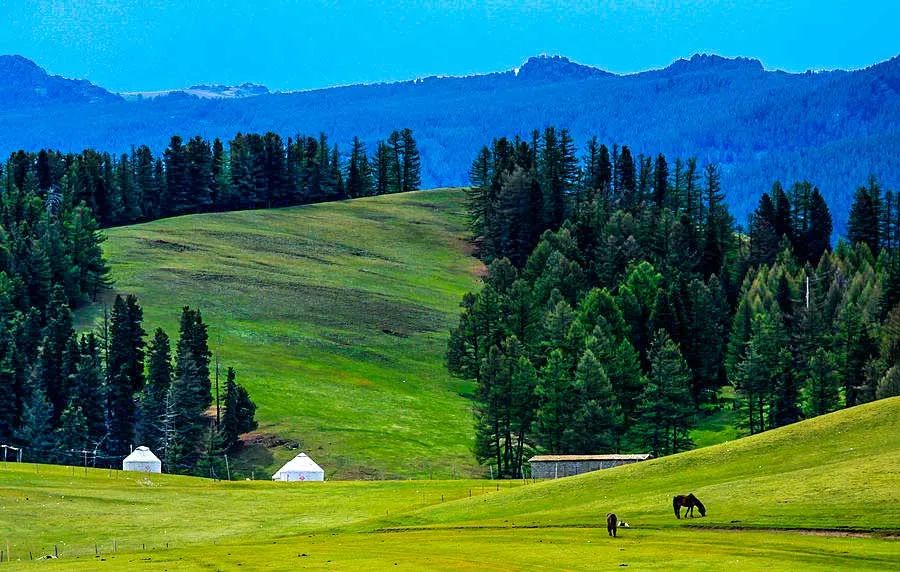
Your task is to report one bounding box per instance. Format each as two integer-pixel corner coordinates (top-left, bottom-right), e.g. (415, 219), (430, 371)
(2, 53), (899, 232)
(0, 399), (897, 570)
(81, 189), (482, 478)
(382, 397), (900, 532)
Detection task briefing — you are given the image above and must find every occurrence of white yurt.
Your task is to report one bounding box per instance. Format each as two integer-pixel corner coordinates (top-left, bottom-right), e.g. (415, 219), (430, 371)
(122, 446), (162, 473)
(271, 452), (325, 482)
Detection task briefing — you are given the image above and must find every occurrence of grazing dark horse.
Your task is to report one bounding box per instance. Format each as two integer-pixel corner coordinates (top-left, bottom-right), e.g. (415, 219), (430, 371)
(672, 494), (706, 519)
(606, 513), (618, 537)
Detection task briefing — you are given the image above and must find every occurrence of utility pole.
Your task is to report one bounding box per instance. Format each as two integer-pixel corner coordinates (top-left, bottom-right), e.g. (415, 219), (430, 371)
(215, 335), (222, 428)
(80, 449), (90, 475)
(806, 275), (810, 310)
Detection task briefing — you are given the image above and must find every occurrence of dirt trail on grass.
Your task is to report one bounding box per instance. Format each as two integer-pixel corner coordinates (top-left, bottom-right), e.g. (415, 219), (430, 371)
(684, 525), (900, 539)
(375, 523), (900, 539)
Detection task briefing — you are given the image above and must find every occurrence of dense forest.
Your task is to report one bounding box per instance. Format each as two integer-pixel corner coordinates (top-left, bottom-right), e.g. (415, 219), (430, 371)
(448, 127), (900, 478)
(0, 178), (256, 472)
(4, 128), (421, 227)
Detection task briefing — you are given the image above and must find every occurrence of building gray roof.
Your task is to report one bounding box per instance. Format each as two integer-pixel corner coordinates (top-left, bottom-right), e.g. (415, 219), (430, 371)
(528, 454), (652, 462)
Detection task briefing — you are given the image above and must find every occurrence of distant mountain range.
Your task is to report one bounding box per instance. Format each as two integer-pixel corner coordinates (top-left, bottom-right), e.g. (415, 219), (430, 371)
(120, 82), (270, 101)
(1, 53), (898, 232)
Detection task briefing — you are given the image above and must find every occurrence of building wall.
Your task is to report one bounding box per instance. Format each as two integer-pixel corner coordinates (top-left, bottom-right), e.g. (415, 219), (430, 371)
(529, 459), (643, 479)
(122, 461), (162, 473)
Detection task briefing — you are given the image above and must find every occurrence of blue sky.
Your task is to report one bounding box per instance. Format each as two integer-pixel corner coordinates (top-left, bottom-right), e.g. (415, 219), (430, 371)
(1, 0), (897, 92)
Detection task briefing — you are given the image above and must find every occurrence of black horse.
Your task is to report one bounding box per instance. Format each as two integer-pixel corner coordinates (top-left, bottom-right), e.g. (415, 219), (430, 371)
(672, 493), (706, 519)
(606, 513), (618, 537)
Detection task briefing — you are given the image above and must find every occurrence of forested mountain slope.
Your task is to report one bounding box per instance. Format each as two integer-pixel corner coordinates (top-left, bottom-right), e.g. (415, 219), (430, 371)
(1, 53), (898, 233)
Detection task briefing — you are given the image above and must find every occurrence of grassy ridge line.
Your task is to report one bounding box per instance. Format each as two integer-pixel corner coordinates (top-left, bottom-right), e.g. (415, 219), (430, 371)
(374, 397), (900, 531)
(82, 189), (482, 478)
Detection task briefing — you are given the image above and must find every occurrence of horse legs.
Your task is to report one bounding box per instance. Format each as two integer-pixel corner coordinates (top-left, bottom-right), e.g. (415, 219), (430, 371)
(687, 505), (693, 518)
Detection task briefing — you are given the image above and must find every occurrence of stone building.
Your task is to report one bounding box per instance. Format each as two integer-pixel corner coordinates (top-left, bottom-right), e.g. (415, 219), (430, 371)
(528, 454), (652, 479)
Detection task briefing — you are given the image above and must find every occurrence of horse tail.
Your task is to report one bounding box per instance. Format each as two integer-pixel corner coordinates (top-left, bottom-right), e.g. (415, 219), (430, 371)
(672, 496), (680, 519)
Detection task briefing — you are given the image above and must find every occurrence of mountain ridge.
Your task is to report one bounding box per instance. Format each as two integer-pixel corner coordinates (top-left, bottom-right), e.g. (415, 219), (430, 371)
(0, 52), (898, 234)
(3, 52), (890, 96)
(0, 54), (121, 105)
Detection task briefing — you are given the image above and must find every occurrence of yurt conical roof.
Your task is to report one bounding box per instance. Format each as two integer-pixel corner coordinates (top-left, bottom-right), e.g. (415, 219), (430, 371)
(273, 452), (323, 475)
(123, 446), (160, 463)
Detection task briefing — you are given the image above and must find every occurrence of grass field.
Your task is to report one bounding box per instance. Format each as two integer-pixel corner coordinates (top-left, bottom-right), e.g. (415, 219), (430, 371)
(1, 398), (897, 569)
(381, 397), (900, 532)
(79, 190), (483, 479)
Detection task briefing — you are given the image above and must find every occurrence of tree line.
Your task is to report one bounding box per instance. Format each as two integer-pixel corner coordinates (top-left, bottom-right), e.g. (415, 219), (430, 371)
(0, 149), (258, 475)
(449, 127), (899, 478)
(4, 128), (421, 227)
(3, 291), (257, 475)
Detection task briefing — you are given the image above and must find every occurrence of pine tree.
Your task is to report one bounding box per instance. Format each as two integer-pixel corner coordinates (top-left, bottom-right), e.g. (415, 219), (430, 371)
(67, 204), (111, 301)
(495, 166), (539, 266)
(749, 193), (779, 267)
(134, 145), (158, 219)
(847, 178), (882, 253)
(569, 349), (622, 452)
(373, 141), (394, 195)
(772, 347), (801, 426)
(15, 375), (53, 455)
(772, 182), (794, 244)
(163, 135), (189, 216)
(615, 146), (637, 211)
(346, 137), (374, 198)
(584, 326), (644, 429)
(699, 164), (730, 277)
(631, 331), (693, 455)
(652, 154), (668, 207)
(194, 424), (226, 479)
(585, 139), (612, 193)
(466, 146), (493, 239)
(387, 131), (403, 194)
(801, 188), (832, 264)
(167, 349), (205, 472)
(106, 294), (145, 455)
(330, 144), (344, 200)
(158, 307), (214, 471)
(70, 333), (106, 442)
(54, 403), (89, 460)
(472, 335), (535, 477)
(535, 349), (573, 453)
(175, 307), (212, 412)
(0, 330), (19, 443)
(805, 348), (840, 416)
(539, 127), (564, 229)
(221, 367), (258, 452)
(210, 138), (226, 207)
(141, 328), (173, 448)
(39, 286), (76, 422)
(734, 340), (766, 433)
(400, 128), (421, 193)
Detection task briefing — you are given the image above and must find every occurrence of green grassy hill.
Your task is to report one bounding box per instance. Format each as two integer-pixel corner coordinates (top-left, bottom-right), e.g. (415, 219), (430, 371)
(80, 189), (483, 479)
(1, 399), (897, 569)
(384, 396), (900, 532)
